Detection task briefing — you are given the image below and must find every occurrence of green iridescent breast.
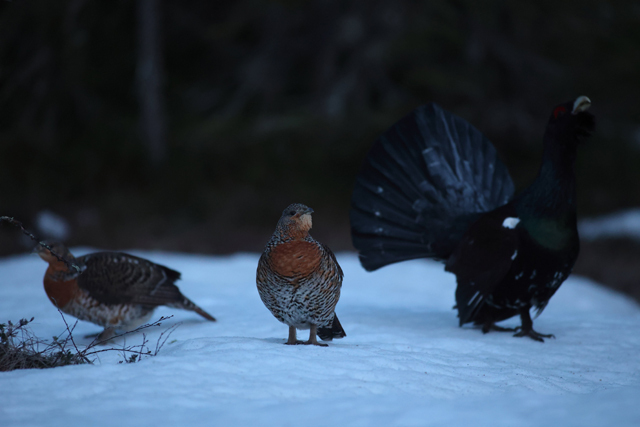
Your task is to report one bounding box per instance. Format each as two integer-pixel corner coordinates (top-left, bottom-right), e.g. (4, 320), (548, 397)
(520, 216), (576, 251)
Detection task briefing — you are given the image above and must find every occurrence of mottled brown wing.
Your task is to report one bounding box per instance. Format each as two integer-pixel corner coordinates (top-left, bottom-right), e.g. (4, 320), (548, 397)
(316, 243), (346, 340)
(313, 242), (343, 313)
(76, 252), (185, 307)
(319, 243), (343, 283)
(256, 251), (284, 316)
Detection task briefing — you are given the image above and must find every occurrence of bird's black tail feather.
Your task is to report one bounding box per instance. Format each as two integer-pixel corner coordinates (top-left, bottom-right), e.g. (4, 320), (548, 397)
(350, 103), (515, 271)
(317, 314), (346, 341)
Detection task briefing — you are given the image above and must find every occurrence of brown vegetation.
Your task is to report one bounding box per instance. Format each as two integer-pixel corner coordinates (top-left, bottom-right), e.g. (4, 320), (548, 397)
(0, 313), (179, 371)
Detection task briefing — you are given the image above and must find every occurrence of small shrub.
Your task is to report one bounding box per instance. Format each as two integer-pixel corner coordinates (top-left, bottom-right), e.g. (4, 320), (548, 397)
(0, 314), (180, 372)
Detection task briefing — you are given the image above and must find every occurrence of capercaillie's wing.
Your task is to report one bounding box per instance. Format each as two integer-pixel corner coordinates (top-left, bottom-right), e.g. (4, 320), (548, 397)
(316, 243), (346, 340)
(76, 252), (185, 307)
(319, 242), (344, 283)
(255, 250), (287, 321)
(445, 211), (519, 325)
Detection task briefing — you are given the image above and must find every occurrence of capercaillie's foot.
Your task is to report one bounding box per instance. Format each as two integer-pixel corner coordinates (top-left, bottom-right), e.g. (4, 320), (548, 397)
(513, 328), (555, 342)
(302, 325), (329, 347)
(285, 326), (305, 345)
(302, 339), (328, 347)
(513, 308), (555, 342)
(481, 322), (518, 334)
(93, 327), (117, 345)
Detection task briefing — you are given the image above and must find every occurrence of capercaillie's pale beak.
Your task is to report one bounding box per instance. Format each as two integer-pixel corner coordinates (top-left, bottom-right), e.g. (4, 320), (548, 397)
(572, 96), (591, 114)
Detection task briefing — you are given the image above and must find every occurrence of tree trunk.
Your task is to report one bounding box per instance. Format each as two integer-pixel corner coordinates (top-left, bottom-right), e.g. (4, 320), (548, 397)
(136, 0), (166, 167)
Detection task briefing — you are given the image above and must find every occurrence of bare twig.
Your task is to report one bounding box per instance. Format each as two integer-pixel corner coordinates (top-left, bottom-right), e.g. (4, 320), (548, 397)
(55, 308), (90, 363)
(84, 315), (175, 350)
(154, 322), (181, 356)
(0, 216), (81, 273)
(81, 315), (178, 365)
(137, 333), (149, 362)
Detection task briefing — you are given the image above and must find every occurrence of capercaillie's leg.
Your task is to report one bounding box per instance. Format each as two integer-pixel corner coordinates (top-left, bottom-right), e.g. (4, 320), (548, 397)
(285, 326), (304, 345)
(513, 308), (555, 342)
(95, 327), (117, 344)
(303, 324), (328, 347)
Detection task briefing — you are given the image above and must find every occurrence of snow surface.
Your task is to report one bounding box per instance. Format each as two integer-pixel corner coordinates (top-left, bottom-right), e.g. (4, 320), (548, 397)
(580, 208), (640, 241)
(1, 250), (640, 427)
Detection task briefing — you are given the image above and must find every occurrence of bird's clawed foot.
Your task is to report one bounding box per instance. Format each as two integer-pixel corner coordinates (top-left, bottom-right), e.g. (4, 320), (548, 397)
(286, 327), (303, 345)
(513, 309), (555, 342)
(513, 327), (555, 342)
(284, 339), (327, 347)
(302, 339), (328, 347)
(90, 327), (117, 345)
(285, 325), (328, 347)
(481, 322), (518, 334)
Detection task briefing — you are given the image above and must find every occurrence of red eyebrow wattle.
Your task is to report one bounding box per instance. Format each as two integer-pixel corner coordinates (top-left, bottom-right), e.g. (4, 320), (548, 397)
(554, 106), (566, 119)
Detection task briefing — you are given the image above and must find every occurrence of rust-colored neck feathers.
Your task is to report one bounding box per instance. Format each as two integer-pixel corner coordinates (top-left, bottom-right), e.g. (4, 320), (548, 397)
(265, 210), (320, 278)
(39, 247), (80, 309)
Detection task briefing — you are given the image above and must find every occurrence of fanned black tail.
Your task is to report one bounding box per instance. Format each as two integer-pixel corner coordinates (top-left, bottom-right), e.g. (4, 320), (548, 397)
(317, 314), (346, 341)
(350, 103), (515, 271)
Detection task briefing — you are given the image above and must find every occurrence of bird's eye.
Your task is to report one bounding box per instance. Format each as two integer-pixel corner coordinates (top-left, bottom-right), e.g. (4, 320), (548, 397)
(289, 211), (296, 216)
(553, 106), (566, 119)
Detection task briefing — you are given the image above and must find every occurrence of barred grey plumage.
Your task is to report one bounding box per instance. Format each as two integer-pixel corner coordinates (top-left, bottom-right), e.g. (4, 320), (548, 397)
(256, 203), (346, 346)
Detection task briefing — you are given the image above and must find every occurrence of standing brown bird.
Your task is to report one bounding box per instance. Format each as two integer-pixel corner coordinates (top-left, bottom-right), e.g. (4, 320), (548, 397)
(36, 242), (216, 341)
(257, 203), (346, 346)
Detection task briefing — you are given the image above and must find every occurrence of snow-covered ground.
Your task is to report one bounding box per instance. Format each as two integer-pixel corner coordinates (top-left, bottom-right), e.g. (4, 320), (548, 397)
(580, 208), (640, 241)
(1, 250), (639, 427)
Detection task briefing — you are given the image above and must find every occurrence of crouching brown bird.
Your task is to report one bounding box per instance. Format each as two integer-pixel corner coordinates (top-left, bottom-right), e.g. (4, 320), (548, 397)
(36, 242), (216, 341)
(351, 96), (595, 341)
(257, 203), (346, 346)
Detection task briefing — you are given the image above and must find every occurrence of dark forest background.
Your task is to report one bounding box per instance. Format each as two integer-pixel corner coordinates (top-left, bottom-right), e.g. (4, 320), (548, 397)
(1, 0), (640, 297)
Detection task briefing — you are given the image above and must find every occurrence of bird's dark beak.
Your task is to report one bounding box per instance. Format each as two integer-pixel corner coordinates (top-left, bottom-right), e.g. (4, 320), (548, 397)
(305, 207), (314, 215)
(572, 96), (591, 114)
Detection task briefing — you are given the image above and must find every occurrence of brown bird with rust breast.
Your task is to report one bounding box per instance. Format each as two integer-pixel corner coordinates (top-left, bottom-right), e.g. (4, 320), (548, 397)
(36, 242), (216, 341)
(257, 203), (346, 346)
